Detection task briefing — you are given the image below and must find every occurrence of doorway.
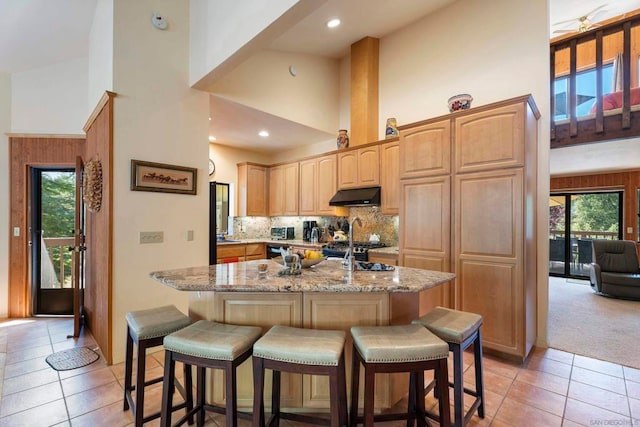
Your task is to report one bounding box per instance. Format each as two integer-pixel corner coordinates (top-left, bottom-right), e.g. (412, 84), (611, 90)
(548, 191), (623, 278)
(30, 168), (76, 315)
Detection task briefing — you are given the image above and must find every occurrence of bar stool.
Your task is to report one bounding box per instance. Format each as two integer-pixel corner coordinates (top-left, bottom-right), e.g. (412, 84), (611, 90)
(123, 305), (193, 426)
(413, 306), (484, 427)
(252, 325), (347, 427)
(350, 324), (451, 427)
(160, 320), (262, 427)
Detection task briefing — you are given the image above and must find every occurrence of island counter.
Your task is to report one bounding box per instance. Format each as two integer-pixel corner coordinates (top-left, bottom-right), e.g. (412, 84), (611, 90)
(151, 259), (455, 412)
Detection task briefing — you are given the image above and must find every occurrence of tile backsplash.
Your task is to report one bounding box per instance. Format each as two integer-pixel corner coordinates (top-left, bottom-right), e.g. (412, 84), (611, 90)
(232, 206), (398, 246)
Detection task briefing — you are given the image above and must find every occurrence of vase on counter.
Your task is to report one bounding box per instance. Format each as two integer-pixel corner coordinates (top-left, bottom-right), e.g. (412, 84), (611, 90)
(337, 129), (349, 149)
(385, 118), (398, 138)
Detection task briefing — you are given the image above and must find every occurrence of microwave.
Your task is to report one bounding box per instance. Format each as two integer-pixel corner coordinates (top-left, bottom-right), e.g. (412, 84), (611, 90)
(271, 227), (295, 240)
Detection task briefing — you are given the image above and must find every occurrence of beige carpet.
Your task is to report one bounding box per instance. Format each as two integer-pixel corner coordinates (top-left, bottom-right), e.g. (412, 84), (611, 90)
(548, 276), (640, 369)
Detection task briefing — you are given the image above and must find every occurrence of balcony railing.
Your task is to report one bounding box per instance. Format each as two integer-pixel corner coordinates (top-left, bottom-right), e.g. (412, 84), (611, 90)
(549, 230), (618, 240)
(42, 237), (74, 289)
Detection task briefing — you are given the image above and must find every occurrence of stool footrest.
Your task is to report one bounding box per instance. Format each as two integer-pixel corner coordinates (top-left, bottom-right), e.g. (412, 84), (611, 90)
(269, 411), (334, 426)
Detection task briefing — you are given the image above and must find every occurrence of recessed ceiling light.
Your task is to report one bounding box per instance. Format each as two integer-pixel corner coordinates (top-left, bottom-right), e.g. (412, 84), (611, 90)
(209, 136), (216, 142)
(326, 18), (341, 28)
(258, 130), (269, 137)
(208, 117), (211, 121)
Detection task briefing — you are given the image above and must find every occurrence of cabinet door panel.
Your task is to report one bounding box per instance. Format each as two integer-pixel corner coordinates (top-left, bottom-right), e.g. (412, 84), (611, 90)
(400, 120), (450, 178)
(380, 142), (399, 214)
(283, 162), (299, 215)
(299, 159), (317, 215)
(337, 151), (358, 189)
(318, 155), (341, 215)
(455, 103), (525, 173)
(303, 293), (390, 408)
(358, 146), (380, 186)
(400, 176), (450, 257)
(212, 293), (303, 408)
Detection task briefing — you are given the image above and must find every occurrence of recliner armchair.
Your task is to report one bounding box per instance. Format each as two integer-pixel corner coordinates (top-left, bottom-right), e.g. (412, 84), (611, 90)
(590, 239), (640, 300)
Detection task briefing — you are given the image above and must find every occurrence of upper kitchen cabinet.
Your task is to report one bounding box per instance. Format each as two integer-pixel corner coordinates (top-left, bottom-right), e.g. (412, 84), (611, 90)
(299, 154), (347, 216)
(399, 119), (450, 179)
(379, 140), (399, 214)
(337, 145), (380, 189)
(237, 163), (268, 216)
(454, 102), (526, 174)
(269, 162), (299, 216)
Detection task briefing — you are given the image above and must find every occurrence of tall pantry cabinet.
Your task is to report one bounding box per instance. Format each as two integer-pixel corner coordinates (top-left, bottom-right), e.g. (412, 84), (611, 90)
(398, 95), (540, 360)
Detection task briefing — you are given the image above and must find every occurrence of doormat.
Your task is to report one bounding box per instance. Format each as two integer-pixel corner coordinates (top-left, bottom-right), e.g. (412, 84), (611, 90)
(45, 347), (100, 371)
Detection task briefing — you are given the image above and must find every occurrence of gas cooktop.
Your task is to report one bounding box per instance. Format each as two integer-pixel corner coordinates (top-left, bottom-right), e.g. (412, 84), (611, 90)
(322, 241), (387, 261)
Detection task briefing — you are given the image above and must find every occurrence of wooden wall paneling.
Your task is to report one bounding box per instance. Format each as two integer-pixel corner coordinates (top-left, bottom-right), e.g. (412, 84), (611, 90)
(82, 91), (114, 364)
(9, 136), (85, 317)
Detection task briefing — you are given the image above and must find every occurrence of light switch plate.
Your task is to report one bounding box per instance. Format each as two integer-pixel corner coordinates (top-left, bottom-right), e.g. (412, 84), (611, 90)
(186, 230), (194, 241)
(140, 231), (163, 244)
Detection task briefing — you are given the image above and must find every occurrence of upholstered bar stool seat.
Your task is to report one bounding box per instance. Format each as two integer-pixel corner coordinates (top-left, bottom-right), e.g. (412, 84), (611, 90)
(161, 320), (262, 427)
(350, 324), (451, 427)
(252, 325), (348, 427)
(413, 306), (485, 427)
(124, 305), (193, 427)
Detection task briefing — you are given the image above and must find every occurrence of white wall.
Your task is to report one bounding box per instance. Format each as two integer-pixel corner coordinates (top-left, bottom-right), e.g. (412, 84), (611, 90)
(208, 143), (272, 185)
(210, 50), (340, 133)
(88, 0), (114, 111)
(378, 0), (550, 345)
(551, 138), (640, 176)
(189, 0), (308, 87)
(11, 58), (88, 134)
(111, 0), (209, 363)
(0, 73), (10, 318)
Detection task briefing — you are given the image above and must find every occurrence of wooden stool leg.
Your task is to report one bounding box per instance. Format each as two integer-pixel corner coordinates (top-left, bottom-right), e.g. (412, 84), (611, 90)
(349, 347), (361, 427)
(252, 357), (265, 427)
(225, 360), (237, 427)
(474, 331), (485, 419)
(271, 369), (281, 427)
(363, 364), (375, 427)
(160, 350), (176, 427)
(436, 359), (451, 427)
(123, 328), (134, 411)
(135, 341), (148, 427)
(337, 354), (348, 427)
(452, 343), (464, 427)
(407, 372), (416, 427)
(196, 366), (206, 427)
(329, 368), (340, 427)
(183, 363), (194, 425)
(415, 370), (426, 427)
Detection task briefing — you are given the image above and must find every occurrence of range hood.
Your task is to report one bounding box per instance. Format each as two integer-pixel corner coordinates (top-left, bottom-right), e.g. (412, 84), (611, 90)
(329, 186), (381, 207)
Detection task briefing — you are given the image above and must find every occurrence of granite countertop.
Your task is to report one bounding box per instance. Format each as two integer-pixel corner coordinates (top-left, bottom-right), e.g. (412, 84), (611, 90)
(216, 239), (325, 249)
(368, 246), (399, 255)
(150, 259), (454, 293)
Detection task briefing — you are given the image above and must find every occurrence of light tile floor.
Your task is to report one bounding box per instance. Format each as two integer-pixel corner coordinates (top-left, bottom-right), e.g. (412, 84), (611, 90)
(1, 317), (640, 426)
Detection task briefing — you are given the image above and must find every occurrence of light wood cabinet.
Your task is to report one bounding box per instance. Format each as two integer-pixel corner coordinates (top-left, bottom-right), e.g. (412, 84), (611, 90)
(399, 120), (450, 179)
(337, 145), (380, 189)
(216, 243), (265, 264)
(298, 154), (347, 216)
(380, 140), (400, 214)
(398, 95), (539, 361)
(368, 252), (398, 266)
(211, 292), (303, 408)
(237, 163), (268, 216)
(269, 162), (299, 216)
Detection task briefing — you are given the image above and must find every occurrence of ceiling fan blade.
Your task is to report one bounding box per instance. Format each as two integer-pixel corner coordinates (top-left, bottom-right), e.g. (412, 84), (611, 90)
(585, 4), (607, 20)
(553, 16), (581, 26)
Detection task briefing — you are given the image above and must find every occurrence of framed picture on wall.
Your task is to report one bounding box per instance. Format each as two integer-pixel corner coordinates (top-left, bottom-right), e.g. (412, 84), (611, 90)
(130, 159), (197, 195)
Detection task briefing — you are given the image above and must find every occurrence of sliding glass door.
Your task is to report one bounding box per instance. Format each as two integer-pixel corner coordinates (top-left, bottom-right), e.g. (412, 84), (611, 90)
(549, 192), (623, 278)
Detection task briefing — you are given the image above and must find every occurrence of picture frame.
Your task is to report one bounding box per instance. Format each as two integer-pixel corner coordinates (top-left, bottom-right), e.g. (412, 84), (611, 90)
(130, 159), (197, 195)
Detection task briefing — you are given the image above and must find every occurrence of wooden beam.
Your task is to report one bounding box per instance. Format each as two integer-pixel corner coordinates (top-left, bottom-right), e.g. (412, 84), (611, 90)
(350, 37), (379, 147)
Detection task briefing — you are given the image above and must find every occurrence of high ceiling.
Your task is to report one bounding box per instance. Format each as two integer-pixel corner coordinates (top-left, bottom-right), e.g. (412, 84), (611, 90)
(2, 0), (640, 152)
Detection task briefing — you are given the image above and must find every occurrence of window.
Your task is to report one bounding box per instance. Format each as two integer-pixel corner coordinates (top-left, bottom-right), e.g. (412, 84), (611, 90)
(553, 63), (614, 121)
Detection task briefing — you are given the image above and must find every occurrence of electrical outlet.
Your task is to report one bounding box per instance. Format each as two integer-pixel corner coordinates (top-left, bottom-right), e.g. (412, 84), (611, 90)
(140, 231), (163, 244)
(13, 227), (20, 237)
(627, 227), (633, 234)
(186, 230), (194, 241)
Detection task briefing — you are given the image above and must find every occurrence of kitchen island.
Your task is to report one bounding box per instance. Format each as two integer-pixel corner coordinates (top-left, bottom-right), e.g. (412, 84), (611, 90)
(151, 259), (455, 412)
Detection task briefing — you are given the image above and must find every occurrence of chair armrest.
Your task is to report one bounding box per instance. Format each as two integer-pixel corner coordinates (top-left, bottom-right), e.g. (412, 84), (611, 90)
(589, 263), (602, 291)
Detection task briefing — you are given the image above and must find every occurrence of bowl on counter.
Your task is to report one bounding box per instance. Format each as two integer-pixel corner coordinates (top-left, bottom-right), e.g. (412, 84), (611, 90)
(272, 256), (327, 268)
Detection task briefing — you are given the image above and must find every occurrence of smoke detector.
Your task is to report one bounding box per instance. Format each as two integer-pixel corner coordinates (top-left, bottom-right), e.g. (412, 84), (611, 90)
(151, 12), (168, 30)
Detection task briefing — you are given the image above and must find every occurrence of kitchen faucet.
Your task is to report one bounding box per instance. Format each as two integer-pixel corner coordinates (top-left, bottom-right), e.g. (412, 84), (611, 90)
(344, 217), (362, 271)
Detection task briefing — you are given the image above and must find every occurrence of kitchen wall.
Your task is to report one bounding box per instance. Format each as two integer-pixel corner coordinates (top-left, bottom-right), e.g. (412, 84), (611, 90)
(0, 73), (10, 318)
(109, 0), (209, 364)
(232, 207), (398, 246)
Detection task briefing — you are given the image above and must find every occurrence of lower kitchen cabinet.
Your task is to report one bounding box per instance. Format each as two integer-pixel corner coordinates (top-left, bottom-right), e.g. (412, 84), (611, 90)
(216, 243), (265, 264)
